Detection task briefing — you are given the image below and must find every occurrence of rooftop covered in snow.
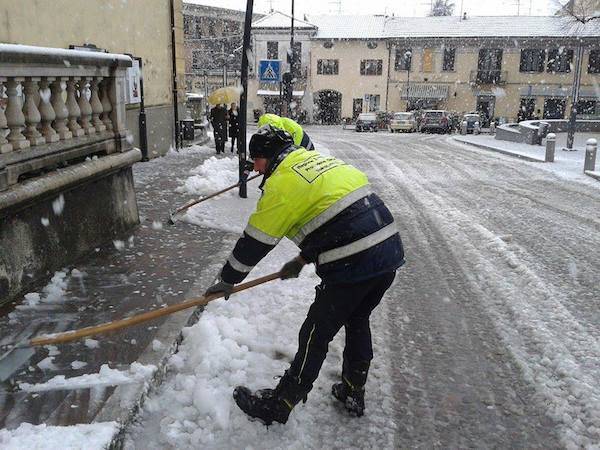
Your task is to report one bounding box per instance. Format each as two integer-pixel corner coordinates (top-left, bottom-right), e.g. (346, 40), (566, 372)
(253, 12), (600, 39)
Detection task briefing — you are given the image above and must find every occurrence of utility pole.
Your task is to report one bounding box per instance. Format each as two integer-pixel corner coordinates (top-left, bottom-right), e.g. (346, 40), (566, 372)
(282, 0), (295, 117)
(566, 40), (584, 150)
(238, 0), (254, 198)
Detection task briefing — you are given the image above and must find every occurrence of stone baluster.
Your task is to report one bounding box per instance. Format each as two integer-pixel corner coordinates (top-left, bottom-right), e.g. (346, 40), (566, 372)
(50, 78), (72, 140)
(65, 77), (84, 137)
(100, 78), (113, 131)
(90, 77), (106, 132)
(77, 77), (95, 135)
(108, 72), (128, 139)
(0, 78), (13, 153)
(22, 77), (45, 146)
(5, 78), (30, 150)
(38, 78), (60, 143)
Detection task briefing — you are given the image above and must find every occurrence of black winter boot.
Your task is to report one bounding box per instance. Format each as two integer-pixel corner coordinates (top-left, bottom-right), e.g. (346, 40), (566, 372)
(233, 386), (293, 425)
(332, 378), (365, 417)
(331, 362), (370, 417)
(233, 371), (308, 426)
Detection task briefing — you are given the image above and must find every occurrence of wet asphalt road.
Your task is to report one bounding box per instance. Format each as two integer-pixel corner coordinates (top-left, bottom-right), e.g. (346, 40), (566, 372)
(306, 127), (600, 449)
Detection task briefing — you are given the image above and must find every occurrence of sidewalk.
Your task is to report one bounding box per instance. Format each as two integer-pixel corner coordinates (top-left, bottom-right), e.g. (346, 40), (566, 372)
(452, 133), (600, 183)
(0, 141), (240, 443)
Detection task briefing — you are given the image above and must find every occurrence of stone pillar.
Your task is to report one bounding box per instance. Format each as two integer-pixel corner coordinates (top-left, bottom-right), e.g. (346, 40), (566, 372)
(460, 121), (467, 135)
(5, 78), (30, 150)
(38, 77), (60, 143)
(66, 77), (85, 137)
(22, 77), (46, 146)
(90, 77), (106, 132)
(545, 133), (556, 163)
(0, 78), (13, 153)
(50, 78), (73, 140)
(584, 138), (597, 172)
(77, 77), (95, 135)
(108, 71), (128, 137)
(100, 78), (113, 131)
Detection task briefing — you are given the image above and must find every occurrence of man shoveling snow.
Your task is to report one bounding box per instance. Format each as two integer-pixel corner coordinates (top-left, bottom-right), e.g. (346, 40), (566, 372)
(205, 124), (405, 425)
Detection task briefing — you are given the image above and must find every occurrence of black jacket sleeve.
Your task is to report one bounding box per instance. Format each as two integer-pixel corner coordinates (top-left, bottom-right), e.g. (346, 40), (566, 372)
(220, 232), (276, 284)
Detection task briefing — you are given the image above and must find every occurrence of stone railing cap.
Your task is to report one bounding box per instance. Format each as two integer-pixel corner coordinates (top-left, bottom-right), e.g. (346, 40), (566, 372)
(0, 43), (132, 68)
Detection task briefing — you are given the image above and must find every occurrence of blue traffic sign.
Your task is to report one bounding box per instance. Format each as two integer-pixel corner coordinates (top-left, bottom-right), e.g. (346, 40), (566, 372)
(259, 59), (281, 83)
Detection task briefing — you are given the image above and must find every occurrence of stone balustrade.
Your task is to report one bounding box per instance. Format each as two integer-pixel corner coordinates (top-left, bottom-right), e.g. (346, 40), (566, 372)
(0, 44), (132, 190)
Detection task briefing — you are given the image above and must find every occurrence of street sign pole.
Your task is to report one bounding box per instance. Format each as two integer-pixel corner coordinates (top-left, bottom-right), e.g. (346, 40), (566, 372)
(239, 0), (254, 199)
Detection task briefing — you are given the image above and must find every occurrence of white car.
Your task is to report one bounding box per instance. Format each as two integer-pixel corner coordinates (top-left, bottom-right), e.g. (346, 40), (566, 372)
(389, 112), (417, 133)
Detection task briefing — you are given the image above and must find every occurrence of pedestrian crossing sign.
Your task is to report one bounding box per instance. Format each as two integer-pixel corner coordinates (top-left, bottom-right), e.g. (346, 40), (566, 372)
(259, 60), (281, 83)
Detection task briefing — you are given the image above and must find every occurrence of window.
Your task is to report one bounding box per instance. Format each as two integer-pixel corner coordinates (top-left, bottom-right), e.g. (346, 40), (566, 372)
(520, 49), (545, 72)
(577, 100), (598, 116)
(291, 42), (302, 77)
(588, 49), (600, 74)
(360, 59), (383, 75)
(192, 50), (203, 70)
(422, 48), (434, 73)
(442, 48), (455, 71)
(267, 41), (278, 60)
(543, 98), (566, 119)
(367, 41), (378, 49)
(317, 59), (339, 75)
(395, 48), (412, 71)
(183, 16), (193, 36)
(323, 41), (334, 49)
(547, 48), (573, 73)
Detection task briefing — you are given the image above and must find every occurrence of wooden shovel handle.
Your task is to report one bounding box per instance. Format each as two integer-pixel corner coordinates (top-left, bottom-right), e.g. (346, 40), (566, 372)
(29, 271), (282, 347)
(174, 173), (261, 215)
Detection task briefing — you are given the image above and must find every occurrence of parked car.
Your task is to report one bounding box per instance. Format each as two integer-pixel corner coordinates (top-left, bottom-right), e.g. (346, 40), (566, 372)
(355, 113), (378, 132)
(419, 110), (451, 133)
(389, 112), (417, 132)
(462, 113), (482, 133)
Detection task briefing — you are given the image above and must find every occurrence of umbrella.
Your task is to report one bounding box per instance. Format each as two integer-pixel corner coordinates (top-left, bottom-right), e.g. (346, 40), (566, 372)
(208, 86), (241, 105)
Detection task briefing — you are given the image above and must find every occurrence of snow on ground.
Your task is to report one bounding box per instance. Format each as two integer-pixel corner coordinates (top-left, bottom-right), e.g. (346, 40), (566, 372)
(18, 362), (156, 392)
(0, 421), (118, 450)
(125, 140), (398, 449)
(452, 132), (600, 185)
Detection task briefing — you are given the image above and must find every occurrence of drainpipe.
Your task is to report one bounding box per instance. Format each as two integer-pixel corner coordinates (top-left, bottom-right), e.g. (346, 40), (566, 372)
(169, 0), (181, 150)
(385, 41), (391, 112)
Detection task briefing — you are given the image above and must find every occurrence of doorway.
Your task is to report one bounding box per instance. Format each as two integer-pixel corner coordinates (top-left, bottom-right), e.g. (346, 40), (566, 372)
(315, 90), (342, 124)
(518, 98), (536, 121)
(352, 98), (363, 119)
(476, 96), (495, 126)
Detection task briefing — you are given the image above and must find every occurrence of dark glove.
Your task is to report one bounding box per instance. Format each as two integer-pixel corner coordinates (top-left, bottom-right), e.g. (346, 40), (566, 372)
(280, 256), (306, 280)
(204, 279), (234, 300)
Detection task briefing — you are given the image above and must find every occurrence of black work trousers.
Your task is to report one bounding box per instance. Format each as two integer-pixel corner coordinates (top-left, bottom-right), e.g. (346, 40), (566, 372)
(287, 271), (396, 395)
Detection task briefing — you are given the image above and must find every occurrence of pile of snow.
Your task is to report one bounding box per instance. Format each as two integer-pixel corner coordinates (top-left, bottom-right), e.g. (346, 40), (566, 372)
(176, 155), (241, 197)
(17, 271), (70, 309)
(19, 362), (157, 392)
(0, 422), (118, 450)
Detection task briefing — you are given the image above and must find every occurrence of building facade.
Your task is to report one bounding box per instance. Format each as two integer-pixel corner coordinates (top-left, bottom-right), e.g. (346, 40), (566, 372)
(1, 0), (185, 158)
(250, 13), (600, 125)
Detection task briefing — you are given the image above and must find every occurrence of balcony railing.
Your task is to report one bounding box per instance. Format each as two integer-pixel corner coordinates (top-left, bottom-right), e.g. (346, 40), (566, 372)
(0, 44), (133, 191)
(470, 70), (508, 85)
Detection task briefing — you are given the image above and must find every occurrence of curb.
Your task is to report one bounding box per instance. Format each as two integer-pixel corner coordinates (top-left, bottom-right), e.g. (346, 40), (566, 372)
(584, 170), (600, 181)
(452, 137), (545, 163)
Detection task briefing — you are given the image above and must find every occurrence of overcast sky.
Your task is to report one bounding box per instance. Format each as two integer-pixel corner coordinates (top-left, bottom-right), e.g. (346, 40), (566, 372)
(185, 0), (561, 17)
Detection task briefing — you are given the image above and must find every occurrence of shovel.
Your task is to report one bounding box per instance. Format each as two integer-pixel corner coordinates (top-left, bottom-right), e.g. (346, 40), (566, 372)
(168, 173), (260, 224)
(0, 271), (281, 356)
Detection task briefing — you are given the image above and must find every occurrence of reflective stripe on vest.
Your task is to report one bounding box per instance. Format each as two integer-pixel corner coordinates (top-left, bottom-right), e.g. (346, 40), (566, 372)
(227, 253), (255, 273)
(291, 185), (372, 245)
(245, 223), (281, 246)
(317, 222), (398, 265)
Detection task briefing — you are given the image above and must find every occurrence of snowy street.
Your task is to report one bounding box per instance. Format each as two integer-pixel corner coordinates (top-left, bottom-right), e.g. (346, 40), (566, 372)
(124, 127), (600, 449)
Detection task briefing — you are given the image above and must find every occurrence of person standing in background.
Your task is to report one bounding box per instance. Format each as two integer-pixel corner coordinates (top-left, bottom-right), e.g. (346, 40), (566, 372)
(210, 103), (228, 154)
(228, 102), (240, 153)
